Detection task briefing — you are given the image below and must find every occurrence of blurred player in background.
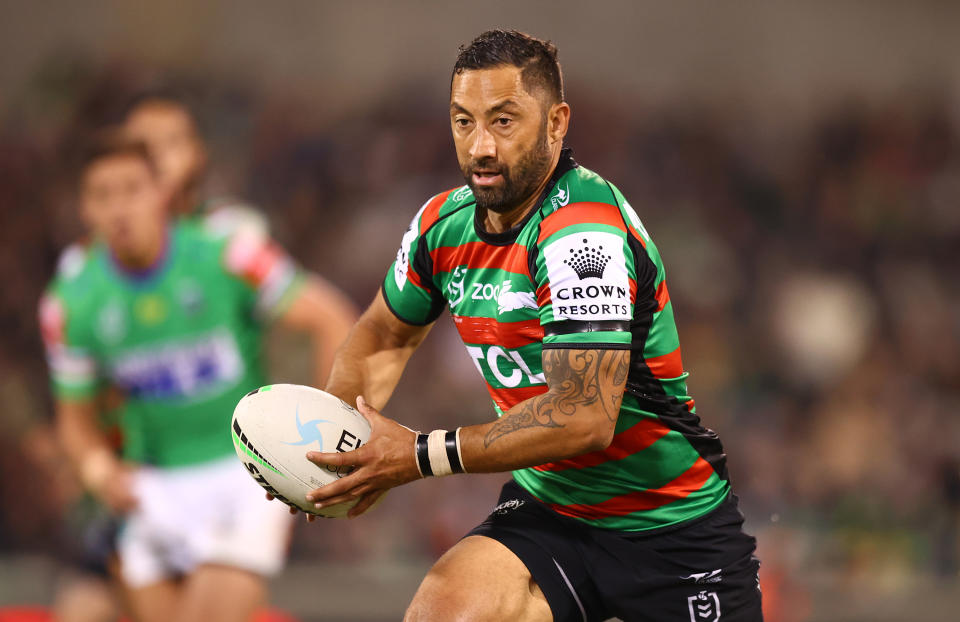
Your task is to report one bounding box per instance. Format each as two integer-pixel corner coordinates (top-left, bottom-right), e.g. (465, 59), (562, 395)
(297, 30), (762, 621)
(49, 90), (278, 622)
(39, 133), (355, 622)
(123, 89), (269, 238)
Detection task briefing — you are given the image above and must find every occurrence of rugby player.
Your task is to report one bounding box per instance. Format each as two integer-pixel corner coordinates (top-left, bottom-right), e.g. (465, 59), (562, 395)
(40, 133), (355, 622)
(49, 91), (271, 622)
(302, 30), (762, 621)
(123, 90), (269, 238)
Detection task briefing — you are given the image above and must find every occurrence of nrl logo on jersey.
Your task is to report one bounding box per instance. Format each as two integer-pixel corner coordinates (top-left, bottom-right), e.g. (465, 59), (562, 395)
(447, 266), (467, 307)
(96, 300), (127, 345)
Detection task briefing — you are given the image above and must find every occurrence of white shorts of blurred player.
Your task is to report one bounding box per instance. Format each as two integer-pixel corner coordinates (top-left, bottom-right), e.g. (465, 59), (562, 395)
(117, 456), (293, 588)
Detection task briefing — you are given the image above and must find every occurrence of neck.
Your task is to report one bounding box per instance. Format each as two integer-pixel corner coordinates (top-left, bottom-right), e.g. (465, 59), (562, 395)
(169, 184), (199, 217)
(113, 227), (168, 272)
(483, 146), (563, 234)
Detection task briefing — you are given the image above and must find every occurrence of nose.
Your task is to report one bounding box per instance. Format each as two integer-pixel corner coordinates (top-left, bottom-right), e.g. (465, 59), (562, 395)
(469, 124), (497, 161)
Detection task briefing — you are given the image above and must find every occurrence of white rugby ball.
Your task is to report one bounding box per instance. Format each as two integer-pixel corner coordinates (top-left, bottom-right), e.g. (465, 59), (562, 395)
(231, 384), (371, 518)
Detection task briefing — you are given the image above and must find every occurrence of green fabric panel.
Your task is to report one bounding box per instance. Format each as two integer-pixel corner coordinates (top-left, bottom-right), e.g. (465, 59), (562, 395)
(45, 222), (290, 467)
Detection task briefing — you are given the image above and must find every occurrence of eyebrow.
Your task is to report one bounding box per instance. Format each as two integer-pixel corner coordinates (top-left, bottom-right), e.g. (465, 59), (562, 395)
(450, 98), (523, 116)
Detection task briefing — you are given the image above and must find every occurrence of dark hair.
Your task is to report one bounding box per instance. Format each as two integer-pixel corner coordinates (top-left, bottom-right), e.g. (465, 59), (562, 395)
(453, 30), (563, 103)
(78, 130), (156, 179)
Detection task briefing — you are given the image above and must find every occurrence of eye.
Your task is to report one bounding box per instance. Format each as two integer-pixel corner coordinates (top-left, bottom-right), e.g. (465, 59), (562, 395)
(495, 117), (512, 127)
(454, 118), (472, 128)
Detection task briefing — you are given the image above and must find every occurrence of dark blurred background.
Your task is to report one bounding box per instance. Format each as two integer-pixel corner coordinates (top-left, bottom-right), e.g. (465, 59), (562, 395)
(1, 2), (959, 621)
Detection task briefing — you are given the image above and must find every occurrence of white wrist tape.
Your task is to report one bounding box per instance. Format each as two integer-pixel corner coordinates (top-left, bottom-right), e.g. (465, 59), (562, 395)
(427, 429), (453, 477)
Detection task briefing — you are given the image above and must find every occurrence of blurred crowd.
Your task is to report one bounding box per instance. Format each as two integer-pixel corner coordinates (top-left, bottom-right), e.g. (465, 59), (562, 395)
(1, 51), (958, 616)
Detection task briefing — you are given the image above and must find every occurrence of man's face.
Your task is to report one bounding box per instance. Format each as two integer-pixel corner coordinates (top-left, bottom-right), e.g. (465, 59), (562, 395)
(450, 65), (554, 214)
(81, 154), (166, 259)
(124, 102), (206, 199)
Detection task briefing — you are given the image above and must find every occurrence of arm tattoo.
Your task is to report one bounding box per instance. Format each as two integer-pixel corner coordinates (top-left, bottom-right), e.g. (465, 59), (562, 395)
(484, 348), (630, 448)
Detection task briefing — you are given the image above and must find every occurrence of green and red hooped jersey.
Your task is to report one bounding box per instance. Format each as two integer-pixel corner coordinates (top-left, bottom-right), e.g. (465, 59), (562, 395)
(382, 149), (730, 532)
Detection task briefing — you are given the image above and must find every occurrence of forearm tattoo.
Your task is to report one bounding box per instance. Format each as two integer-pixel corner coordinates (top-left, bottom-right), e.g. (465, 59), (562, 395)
(484, 348), (629, 448)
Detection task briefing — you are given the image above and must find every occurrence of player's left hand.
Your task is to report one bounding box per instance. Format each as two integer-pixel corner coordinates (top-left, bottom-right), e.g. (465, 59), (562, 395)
(304, 395), (420, 519)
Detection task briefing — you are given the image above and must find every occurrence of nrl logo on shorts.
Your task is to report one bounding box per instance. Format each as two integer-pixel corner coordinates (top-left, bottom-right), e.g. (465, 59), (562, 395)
(687, 590), (720, 622)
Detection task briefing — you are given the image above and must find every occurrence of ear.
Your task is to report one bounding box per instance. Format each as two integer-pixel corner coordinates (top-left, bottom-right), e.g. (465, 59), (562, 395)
(547, 101), (570, 146)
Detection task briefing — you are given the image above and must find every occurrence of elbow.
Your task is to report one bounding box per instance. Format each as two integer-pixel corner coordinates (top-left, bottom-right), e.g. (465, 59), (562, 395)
(580, 420), (616, 454)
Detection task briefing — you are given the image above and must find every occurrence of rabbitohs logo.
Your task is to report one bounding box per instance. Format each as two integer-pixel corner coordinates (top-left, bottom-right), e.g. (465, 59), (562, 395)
(496, 281), (537, 314)
(451, 186), (473, 202)
(550, 184), (571, 210)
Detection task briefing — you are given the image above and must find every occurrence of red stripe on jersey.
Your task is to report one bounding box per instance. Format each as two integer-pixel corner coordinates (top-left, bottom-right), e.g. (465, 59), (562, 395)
(627, 225), (647, 248)
(534, 418), (671, 472)
(224, 233), (285, 288)
(453, 315), (544, 349)
(654, 280), (670, 312)
(489, 384), (549, 413)
(536, 283), (551, 307)
(419, 189), (455, 235)
(406, 265), (426, 290)
(545, 456), (715, 519)
(38, 294), (65, 347)
(538, 202), (627, 244)
(645, 346), (684, 379)
(243, 245), (282, 287)
(432, 241), (529, 275)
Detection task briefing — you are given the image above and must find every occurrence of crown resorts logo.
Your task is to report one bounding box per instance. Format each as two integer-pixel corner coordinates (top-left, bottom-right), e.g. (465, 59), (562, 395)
(563, 239), (611, 280)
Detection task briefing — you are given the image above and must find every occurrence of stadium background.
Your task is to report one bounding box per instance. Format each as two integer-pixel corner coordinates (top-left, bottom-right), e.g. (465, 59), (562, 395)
(1, 1), (958, 620)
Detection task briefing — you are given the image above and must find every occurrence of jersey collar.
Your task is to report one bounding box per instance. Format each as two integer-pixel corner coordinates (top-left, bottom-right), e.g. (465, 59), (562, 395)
(107, 225), (175, 285)
(473, 147), (578, 246)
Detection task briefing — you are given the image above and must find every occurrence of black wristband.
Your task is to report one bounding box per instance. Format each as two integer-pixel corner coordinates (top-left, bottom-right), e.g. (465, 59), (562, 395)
(444, 430), (464, 474)
(416, 433), (433, 477)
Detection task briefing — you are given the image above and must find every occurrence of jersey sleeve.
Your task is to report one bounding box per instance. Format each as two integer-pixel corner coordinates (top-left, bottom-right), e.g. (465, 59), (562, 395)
(533, 202), (636, 349)
(381, 195), (447, 325)
(39, 290), (100, 400)
(223, 230), (305, 320)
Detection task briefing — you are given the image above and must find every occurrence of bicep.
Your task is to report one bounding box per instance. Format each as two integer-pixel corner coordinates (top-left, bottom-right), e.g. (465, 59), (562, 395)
(365, 289), (433, 351)
(541, 347), (630, 423)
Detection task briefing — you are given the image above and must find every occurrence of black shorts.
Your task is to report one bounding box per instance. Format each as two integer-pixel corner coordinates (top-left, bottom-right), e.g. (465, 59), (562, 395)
(466, 481), (762, 622)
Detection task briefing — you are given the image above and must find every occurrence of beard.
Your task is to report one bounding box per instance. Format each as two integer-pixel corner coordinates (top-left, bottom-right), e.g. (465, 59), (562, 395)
(462, 125), (552, 214)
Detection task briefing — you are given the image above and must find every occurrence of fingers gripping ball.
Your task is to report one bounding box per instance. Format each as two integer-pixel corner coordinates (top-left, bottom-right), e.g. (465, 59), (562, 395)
(232, 384), (371, 518)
